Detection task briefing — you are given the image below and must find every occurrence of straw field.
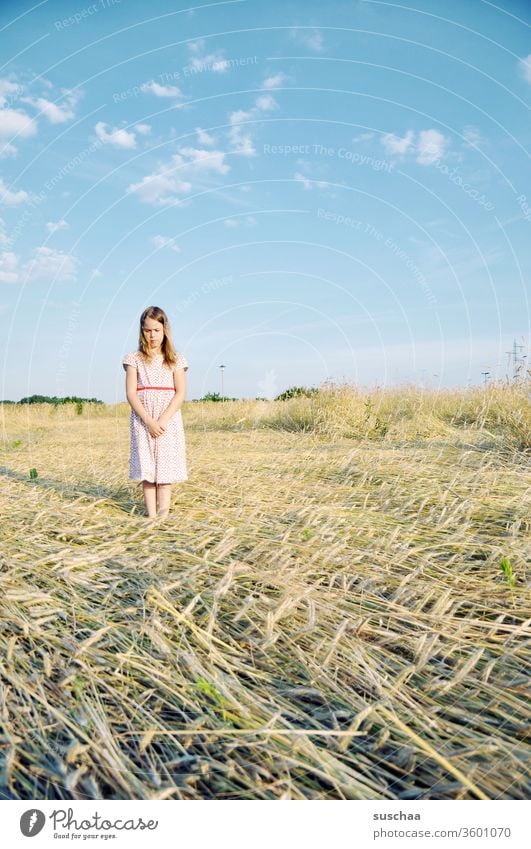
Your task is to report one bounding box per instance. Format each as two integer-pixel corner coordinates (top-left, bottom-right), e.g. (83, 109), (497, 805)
(0, 381), (529, 800)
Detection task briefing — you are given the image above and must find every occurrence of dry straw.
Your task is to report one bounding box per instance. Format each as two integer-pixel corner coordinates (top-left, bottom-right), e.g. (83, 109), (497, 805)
(0, 379), (529, 799)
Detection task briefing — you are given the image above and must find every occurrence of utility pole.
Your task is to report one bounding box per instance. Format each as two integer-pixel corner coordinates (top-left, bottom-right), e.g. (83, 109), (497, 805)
(219, 364), (225, 398)
(505, 338), (527, 380)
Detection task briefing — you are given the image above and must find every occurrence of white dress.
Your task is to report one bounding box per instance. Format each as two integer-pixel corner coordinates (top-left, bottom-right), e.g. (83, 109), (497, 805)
(122, 350), (189, 484)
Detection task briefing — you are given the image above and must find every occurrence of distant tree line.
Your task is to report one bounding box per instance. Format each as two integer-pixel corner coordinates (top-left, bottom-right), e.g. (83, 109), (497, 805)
(15, 395), (103, 405)
(196, 387), (319, 402)
(1, 387), (320, 405)
(0, 397), (104, 415)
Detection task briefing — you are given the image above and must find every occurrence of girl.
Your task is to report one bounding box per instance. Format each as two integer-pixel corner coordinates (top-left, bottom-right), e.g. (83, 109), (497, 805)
(122, 306), (189, 519)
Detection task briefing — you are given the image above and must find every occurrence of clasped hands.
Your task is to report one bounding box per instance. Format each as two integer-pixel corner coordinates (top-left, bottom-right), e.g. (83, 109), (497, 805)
(147, 415), (169, 438)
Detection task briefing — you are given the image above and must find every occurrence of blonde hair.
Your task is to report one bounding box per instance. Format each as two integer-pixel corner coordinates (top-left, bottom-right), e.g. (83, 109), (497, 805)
(137, 306), (178, 369)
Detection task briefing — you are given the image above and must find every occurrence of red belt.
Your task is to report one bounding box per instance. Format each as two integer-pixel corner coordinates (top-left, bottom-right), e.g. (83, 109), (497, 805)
(137, 386), (174, 390)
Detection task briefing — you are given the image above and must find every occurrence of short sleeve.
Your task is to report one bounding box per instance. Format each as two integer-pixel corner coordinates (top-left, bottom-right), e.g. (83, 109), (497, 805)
(122, 352), (138, 371)
(174, 352), (189, 372)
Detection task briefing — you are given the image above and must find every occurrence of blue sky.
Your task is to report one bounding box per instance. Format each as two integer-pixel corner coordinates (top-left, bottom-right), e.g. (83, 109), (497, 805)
(0, 0), (530, 402)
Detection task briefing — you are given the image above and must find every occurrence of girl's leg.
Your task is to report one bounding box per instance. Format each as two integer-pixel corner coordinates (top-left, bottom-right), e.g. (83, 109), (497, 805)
(142, 480), (157, 518)
(156, 483), (172, 518)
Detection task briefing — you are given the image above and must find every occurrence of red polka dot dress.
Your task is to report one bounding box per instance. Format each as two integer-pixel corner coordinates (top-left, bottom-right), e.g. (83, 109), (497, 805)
(122, 350), (189, 484)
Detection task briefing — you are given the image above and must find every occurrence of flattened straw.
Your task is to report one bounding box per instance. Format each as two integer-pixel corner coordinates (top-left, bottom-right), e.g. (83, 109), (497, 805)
(376, 704), (490, 800)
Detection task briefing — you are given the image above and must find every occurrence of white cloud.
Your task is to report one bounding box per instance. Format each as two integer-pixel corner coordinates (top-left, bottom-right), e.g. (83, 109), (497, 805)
(95, 121), (137, 149)
(195, 55), (229, 73)
(380, 128), (449, 165)
(186, 39), (229, 73)
(305, 31), (324, 52)
(0, 142), (17, 159)
(262, 73), (288, 89)
(291, 28), (325, 52)
(20, 90), (78, 124)
(294, 171), (312, 190)
(0, 107), (37, 140)
(352, 132), (374, 143)
(23, 246), (79, 281)
(177, 146), (230, 175)
(151, 234), (181, 252)
(294, 172), (328, 191)
(46, 219), (69, 234)
(127, 147), (230, 206)
(416, 129), (448, 165)
(0, 217), (8, 244)
(226, 94), (279, 157)
(381, 129), (415, 156)
(228, 110), (256, 157)
(141, 80), (184, 98)
(0, 79), (83, 159)
(0, 81), (78, 155)
(0, 177), (29, 205)
(188, 38), (205, 53)
(0, 79), (23, 107)
(0, 245), (79, 284)
(255, 94), (278, 112)
(196, 126), (216, 146)
(462, 125), (484, 149)
(223, 215), (257, 228)
(518, 53), (531, 84)
(135, 123), (151, 135)
(0, 250), (19, 283)
(229, 109), (254, 125)
(127, 170), (192, 206)
(228, 129), (255, 156)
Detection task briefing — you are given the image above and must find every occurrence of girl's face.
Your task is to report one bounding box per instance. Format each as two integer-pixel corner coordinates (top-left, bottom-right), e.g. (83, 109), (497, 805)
(143, 317), (164, 351)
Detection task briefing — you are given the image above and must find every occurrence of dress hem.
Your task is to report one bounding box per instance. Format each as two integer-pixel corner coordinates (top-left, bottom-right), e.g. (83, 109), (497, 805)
(130, 477), (188, 484)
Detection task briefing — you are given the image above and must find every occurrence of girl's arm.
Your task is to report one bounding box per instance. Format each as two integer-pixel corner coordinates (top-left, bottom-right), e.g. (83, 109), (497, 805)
(125, 364), (153, 424)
